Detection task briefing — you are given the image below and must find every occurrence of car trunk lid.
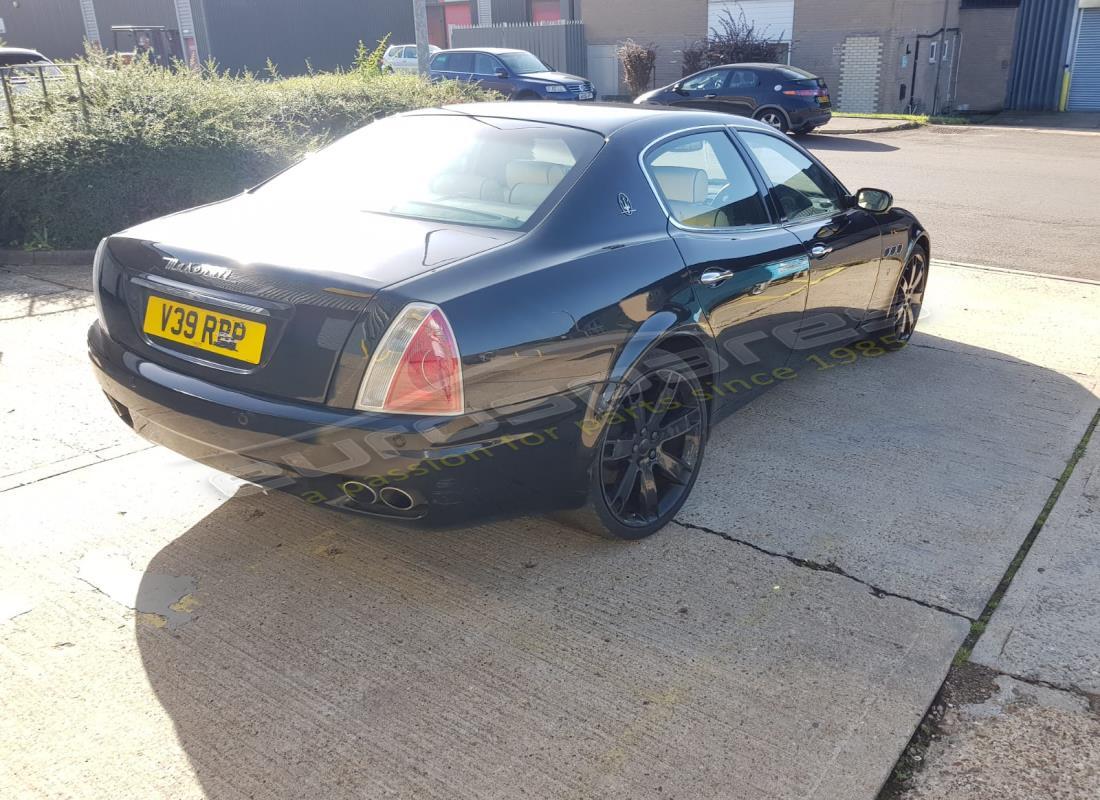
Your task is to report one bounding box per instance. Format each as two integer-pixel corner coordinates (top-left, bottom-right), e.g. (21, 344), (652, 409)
(783, 77), (832, 108)
(97, 195), (518, 405)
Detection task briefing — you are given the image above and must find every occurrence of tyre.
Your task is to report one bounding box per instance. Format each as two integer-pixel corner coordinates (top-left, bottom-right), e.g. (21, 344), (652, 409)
(889, 245), (929, 342)
(513, 91), (540, 101)
(558, 349), (709, 540)
(754, 108), (789, 133)
(792, 125), (817, 137)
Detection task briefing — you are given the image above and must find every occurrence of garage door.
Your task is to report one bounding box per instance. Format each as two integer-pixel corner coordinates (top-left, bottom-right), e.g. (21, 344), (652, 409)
(1068, 8), (1100, 111)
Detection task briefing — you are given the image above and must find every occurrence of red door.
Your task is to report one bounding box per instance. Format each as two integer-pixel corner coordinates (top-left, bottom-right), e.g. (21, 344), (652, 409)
(427, 6), (447, 48)
(443, 1), (472, 40)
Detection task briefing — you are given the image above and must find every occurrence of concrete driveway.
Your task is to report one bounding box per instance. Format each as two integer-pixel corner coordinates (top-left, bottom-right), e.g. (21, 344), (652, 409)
(1, 259), (1097, 799)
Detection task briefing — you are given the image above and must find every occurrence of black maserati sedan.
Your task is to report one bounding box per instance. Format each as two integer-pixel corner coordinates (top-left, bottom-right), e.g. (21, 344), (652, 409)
(634, 63), (832, 135)
(89, 103), (928, 539)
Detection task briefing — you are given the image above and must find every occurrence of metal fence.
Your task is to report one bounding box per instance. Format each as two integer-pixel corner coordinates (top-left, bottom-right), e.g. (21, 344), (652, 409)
(450, 20), (588, 81)
(1, 63), (90, 131)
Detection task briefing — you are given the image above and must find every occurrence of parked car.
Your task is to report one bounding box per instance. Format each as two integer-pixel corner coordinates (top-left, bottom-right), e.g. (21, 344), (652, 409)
(635, 63), (832, 135)
(88, 103), (927, 539)
(381, 43), (441, 73)
(0, 47), (63, 94)
(430, 47), (594, 101)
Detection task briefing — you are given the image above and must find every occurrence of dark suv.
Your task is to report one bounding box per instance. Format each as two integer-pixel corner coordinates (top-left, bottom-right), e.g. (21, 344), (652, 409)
(429, 47), (594, 102)
(634, 63), (831, 135)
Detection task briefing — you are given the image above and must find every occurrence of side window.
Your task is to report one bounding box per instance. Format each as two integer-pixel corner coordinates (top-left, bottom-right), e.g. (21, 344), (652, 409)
(431, 52), (448, 70)
(644, 131), (770, 229)
(740, 131), (846, 220)
(448, 52), (475, 73)
(728, 70), (759, 89)
(401, 46), (415, 59)
(473, 53), (498, 76)
(681, 69), (727, 92)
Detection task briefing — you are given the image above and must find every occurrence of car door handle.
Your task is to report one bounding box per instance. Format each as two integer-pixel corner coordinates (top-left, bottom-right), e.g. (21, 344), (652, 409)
(700, 269), (734, 286)
(704, 94), (718, 99)
(810, 245), (833, 259)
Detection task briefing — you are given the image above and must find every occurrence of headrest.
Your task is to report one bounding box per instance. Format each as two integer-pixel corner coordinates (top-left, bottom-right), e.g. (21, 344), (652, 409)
(505, 160), (567, 188)
(652, 166), (708, 204)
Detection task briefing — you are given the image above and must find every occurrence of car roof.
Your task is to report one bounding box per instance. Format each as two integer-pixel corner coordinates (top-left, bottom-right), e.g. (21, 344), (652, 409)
(711, 62), (817, 75)
(438, 47), (526, 55)
(432, 101), (777, 137)
(0, 48), (48, 59)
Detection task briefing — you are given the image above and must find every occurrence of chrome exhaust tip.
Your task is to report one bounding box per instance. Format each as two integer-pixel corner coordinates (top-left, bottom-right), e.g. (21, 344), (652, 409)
(379, 486), (415, 511)
(340, 480), (378, 507)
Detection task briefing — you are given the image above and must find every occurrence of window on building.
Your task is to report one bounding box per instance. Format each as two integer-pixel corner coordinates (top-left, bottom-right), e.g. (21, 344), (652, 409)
(941, 39), (952, 62)
(928, 41), (937, 63)
(530, 0), (561, 23)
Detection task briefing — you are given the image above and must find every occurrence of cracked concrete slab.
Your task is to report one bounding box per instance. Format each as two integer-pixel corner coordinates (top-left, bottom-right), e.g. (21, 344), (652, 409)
(679, 264), (1100, 619)
(971, 418), (1100, 693)
(899, 672), (1100, 800)
(0, 448), (968, 800)
(0, 261), (1095, 798)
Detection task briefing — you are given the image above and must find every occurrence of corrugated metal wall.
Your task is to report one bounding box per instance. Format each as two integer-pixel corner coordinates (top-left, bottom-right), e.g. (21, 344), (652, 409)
(490, 0), (530, 25)
(1004, 0), (1076, 110)
(199, 0), (414, 74)
(451, 20), (588, 78)
(0, 0), (87, 59)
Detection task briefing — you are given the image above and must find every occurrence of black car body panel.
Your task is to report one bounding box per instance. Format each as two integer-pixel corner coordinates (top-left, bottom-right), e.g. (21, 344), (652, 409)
(636, 63), (833, 132)
(89, 103), (927, 527)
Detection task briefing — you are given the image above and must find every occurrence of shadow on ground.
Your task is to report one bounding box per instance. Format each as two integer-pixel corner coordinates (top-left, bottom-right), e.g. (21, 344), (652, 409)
(801, 135), (901, 153)
(134, 330), (1096, 799)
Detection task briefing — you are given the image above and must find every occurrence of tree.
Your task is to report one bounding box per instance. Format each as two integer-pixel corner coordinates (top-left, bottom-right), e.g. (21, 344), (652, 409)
(679, 8), (786, 76)
(618, 40), (657, 98)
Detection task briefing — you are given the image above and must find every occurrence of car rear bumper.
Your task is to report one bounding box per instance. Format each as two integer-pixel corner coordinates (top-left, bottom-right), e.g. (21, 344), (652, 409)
(88, 322), (594, 526)
(789, 106), (832, 130)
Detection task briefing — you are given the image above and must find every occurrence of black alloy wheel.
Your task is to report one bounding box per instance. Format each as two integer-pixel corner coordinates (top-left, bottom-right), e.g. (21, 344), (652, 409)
(892, 248), (928, 342)
(565, 350), (708, 540)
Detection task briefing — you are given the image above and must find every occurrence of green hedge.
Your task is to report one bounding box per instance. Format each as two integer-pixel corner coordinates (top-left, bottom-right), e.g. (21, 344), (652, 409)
(0, 54), (492, 249)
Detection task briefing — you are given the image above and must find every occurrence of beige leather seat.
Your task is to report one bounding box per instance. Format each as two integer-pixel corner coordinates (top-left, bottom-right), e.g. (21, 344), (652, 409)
(506, 159), (568, 208)
(651, 166), (719, 227)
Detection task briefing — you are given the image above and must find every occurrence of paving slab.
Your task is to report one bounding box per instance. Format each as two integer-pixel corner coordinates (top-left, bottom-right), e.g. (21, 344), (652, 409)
(679, 264), (1100, 618)
(0, 270), (145, 491)
(900, 670), (1100, 800)
(0, 448), (968, 800)
(971, 420), (1100, 693)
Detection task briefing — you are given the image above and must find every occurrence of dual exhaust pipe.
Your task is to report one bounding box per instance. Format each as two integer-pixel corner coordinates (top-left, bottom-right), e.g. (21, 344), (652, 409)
(340, 481), (415, 512)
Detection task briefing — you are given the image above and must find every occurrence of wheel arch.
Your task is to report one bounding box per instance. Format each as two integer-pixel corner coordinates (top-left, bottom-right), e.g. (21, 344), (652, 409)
(753, 105), (791, 130)
(582, 313), (718, 449)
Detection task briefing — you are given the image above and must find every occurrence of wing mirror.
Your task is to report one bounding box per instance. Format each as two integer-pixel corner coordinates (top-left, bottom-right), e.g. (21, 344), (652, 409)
(855, 187), (893, 213)
(494, 67), (508, 78)
(673, 81), (687, 95)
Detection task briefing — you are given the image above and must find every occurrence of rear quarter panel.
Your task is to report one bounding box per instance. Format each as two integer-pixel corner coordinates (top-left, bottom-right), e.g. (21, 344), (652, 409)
(328, 123), (702, 415)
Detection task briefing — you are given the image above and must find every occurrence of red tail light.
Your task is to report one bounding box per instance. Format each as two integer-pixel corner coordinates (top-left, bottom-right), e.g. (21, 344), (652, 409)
(355, 303), (464, 416)
(782, 88), (823, 97)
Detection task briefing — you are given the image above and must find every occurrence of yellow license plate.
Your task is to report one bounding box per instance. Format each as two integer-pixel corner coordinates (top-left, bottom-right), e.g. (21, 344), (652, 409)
(142, 295), (266, 365)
